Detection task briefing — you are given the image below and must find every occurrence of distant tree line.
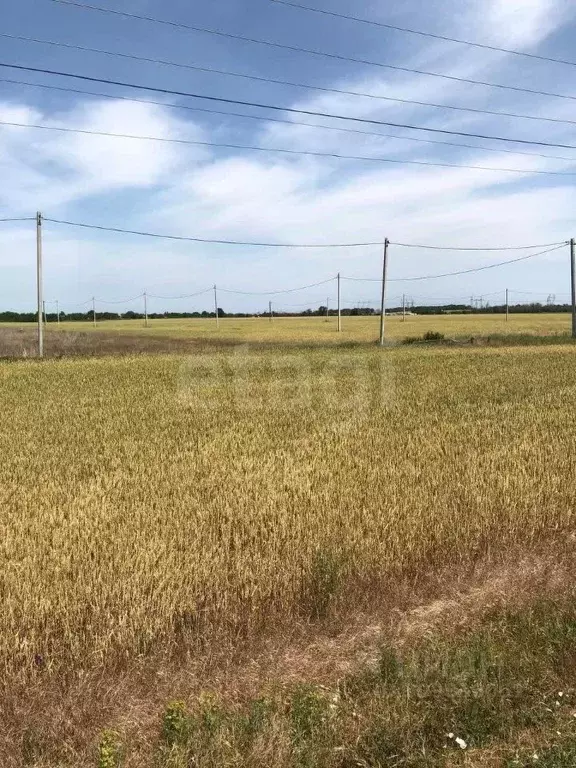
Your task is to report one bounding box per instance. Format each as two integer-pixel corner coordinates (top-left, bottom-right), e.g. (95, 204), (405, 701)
(0, 302), (572, 323)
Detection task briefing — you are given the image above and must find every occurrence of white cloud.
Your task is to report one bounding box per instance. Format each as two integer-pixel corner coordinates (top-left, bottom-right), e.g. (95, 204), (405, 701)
(480, 0), (570, 48)
(45, 100), (205, 190)
(0, 98), (207, 212)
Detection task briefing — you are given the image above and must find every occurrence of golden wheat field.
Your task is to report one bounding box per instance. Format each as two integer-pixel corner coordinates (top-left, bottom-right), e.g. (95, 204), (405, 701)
(15, 310), (573, 344)
(1, 338), (575, 688)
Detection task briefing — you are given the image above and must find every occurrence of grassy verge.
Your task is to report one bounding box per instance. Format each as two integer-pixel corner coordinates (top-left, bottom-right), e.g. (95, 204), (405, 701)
(81, 599), (576, 767)
(402, 331), (576, 347)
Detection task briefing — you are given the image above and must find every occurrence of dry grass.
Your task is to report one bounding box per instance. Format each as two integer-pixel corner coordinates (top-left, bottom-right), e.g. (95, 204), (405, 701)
(0, 326), (237, 358)
(1, 338), (576, 764)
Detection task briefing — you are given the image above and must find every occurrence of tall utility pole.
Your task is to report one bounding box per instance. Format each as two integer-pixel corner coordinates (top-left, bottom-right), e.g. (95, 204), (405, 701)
(337, 272), (341, 332)
(325, 297), (329, 322)
(269, 300), (273, 322)
(379, 238), (390, 346)
(505, 288), (509, 322)
(402, 293), (406, 322)
(214, 284), (219, 327)
(571, 238), (576, 338)
(92, 297), (96, 328)
(36, 212), (44, 357)
(144, 292), (148, 328)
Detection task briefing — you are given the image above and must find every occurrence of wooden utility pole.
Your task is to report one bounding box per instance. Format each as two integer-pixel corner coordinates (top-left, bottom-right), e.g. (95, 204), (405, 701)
(92, 297), (96, 327)
(571, 238), (576, 338)
(337, 272), (341, 332)
(379, 238), (390, 346)
(269, 300), (273, 322)
(144, 292), (149, 328)
(214, 284), (219, 327)
(326, 297), (329, 322)
(402, 293), (406, 322)
(36, 212), (44, 358)
(505, 288), (509, 322)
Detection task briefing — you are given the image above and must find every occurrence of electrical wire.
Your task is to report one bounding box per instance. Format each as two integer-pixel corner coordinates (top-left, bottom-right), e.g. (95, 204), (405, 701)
(0, 216), (35, 222)
(390, 240), (568, 251)
(343, 243), (567, 282)
(409, 290), (505, 299)
(42, 218), (573, 252)
(94, 294), (144, 304)
(61, 298), (93, 308)
(6, 120), (576, 175)
(48, 0), (576, 102)
(218, 278), (336, 296)
(47, 290), (571, 307)
(5, 78), (576, 162)
(268, 0), (576, 69)
(4, 62), (576, 151)
(43, 218), (382, 247)
(147, 288), (213, 300)
(6, 78), (576, 162)
(509, 289), (570, 296)
(5, 33), (576, 129)
(274, 297), (336, 307)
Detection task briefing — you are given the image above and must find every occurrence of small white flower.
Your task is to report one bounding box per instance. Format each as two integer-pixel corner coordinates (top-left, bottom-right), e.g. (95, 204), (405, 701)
(533, 754), (539, 761)
(559, 692), (564, 697)
(447, 732), (454, 739)
(455, 737), (467, 750)
(557, 731), (562, 736)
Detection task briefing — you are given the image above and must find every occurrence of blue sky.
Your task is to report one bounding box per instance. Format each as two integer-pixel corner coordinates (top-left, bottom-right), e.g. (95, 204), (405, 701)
(1, 0), (576, 312)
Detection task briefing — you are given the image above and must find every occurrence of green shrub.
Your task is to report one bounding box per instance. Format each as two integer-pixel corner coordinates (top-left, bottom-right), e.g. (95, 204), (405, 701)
(161, 701), (190, 747)
(97, 729), (122, 768)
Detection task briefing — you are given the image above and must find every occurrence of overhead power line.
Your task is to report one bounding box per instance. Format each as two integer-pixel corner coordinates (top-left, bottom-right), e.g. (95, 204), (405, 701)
(510, 289), (570, 296)
(274, 297), (336, 307)
(390, 240), (568, 251)
(49, 0), (576, 102)
(45, 289), (572, 308)
(42, 217), (570, 253)
(5, 120), (576, 175)
(0, 216), (36, 222)
(147, 288), (213, 300)
(343, 244), (567, 282)
(269, 0), (576, 69)
(5, 32), (576, 128)
(3, 62), (576, 151)
(4, 78), (576, 163)
(43, 218), (383, 247)
(218, 278), (336, 296)
(95, 293), (144, 304)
